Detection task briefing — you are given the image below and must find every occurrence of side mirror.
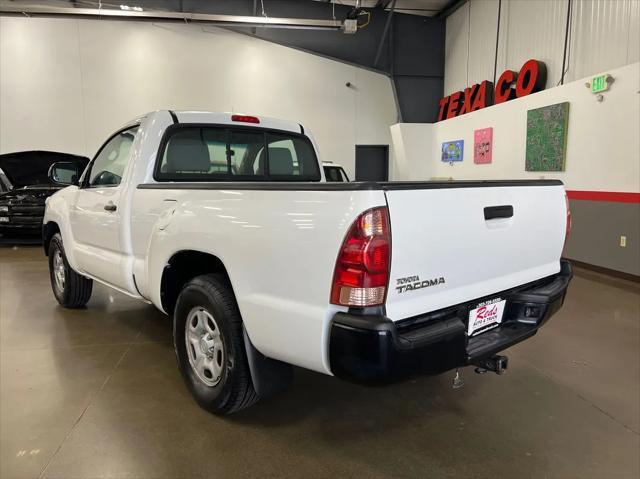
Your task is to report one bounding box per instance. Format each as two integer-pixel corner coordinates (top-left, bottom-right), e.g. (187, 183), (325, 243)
(48, 161), (80, 186)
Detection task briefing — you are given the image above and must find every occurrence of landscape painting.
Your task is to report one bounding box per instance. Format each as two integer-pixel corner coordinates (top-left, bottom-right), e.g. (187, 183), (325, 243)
(525, 102), (570, 171)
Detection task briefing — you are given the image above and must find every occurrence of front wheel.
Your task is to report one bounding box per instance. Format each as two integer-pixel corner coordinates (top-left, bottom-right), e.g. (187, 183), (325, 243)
(48, 233), (93, 308)
(173, 274), (259, 415)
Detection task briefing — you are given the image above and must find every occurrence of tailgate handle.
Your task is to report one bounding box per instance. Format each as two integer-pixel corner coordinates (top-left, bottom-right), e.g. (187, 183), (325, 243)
(484, 205), (513, 220)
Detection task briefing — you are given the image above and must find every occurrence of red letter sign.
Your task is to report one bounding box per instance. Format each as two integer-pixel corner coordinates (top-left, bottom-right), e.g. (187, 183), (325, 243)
(515, 59), (547, 97)
(470, 81), (494, 111)
(495, 70), (517, 104)
(438, 96), (449, 122)
(458, 84), (478, 115)
(435, 60), (547, 120)
(446, 91), (462, 119)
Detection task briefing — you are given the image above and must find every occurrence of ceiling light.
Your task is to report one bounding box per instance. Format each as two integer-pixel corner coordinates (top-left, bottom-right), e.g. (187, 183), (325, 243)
(0, 5), (345, 32)
(119, 5), (143, 12)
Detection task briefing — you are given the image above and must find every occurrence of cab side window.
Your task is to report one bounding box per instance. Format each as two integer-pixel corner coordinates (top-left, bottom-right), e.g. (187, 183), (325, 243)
(88, 127), (139, 187)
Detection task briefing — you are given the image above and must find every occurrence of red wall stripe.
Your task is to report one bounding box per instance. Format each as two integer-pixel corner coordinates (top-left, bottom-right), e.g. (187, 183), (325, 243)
(566, 190), (640, 204)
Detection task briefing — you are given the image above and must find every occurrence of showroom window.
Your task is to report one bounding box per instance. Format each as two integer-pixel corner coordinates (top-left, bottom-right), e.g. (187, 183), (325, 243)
(156, 126), (320, 181)
(87, 127), (139, 187)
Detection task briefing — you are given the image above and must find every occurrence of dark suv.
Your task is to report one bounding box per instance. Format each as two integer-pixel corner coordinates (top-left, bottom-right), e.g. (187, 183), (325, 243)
(0, 151), (88, 240)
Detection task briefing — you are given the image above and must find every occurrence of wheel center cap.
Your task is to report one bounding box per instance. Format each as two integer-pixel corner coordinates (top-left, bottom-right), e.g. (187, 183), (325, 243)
(200, 335), (214, 355)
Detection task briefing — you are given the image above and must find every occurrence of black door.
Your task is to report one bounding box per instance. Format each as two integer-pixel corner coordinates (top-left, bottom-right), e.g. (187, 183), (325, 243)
(355, 145), (389, 181)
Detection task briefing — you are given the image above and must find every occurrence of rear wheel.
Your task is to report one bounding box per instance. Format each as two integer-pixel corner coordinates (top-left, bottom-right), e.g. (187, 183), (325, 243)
(173, 274), (259, 415)
(48, 233), (93, 308)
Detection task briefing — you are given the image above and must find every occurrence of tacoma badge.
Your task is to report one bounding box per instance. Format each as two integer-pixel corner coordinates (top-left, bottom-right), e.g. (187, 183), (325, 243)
(396, 275), (446, 294)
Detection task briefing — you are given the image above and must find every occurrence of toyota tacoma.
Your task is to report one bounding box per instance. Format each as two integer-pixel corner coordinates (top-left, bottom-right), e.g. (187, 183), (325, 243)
(42, 110), (572, 414)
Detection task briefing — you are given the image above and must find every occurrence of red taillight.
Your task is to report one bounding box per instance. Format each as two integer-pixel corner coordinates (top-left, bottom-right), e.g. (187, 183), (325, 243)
(231, 114), (260, 124)
(330, 207), (391, 307)
(563, 193), (571, 252)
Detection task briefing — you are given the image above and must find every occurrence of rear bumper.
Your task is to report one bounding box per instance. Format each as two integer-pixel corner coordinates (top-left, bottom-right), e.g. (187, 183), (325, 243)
(329, 260), (573, 383)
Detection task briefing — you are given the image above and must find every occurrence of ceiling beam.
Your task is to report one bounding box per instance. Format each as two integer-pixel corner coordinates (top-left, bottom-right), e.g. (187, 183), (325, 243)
(373, 0), (396, 67)
(375, 0), (393, 9)
(435, 0), (468, 18)
(0, 4), (345, 30)
(251, 0), (258, 34)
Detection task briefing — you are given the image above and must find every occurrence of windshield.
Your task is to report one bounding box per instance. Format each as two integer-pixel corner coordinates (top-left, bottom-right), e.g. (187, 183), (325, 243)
(0, 168), (11, 192)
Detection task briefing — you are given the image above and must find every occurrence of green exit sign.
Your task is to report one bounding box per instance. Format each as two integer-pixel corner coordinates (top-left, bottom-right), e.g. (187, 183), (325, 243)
(591, 74), (610, 93)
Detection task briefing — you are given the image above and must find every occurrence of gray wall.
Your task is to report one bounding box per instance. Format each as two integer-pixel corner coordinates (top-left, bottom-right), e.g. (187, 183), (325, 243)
(391, 12), (445, 122)
(564, 200), (640, 276)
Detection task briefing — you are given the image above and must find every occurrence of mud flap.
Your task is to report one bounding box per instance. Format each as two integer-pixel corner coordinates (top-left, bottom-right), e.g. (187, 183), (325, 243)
(243, 327), (293, 398)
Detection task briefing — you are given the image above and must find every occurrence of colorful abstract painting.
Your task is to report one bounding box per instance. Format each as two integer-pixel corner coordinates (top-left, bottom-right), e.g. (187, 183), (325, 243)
(474, 127), (493, 164)
(441, 140), (464, 162)
(525, 102), (570, 171)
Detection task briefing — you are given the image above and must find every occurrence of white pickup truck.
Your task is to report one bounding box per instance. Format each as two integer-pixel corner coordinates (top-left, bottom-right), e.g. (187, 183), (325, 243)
(43, 110), (572, 414)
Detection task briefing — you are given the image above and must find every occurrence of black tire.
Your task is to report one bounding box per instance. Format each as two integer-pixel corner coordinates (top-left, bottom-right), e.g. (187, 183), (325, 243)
(173, 274), (259, 415)
(48, 233), (93, 308)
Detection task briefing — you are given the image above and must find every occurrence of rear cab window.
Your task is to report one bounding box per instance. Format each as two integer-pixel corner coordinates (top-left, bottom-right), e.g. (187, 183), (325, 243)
(155, 125), (320, 182)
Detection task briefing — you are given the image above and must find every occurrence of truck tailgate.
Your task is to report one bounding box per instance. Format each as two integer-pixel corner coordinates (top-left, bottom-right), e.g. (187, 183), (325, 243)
(383, 181), (567, 321)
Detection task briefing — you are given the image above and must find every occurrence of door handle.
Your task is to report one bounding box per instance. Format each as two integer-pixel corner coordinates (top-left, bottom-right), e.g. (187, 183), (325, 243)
(104, 202), (117, 212)
(484, 205), (513, 220)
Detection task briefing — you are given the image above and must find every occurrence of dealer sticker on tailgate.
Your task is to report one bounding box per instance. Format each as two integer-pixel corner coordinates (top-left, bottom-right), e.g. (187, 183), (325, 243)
(468, 298), (507, 336)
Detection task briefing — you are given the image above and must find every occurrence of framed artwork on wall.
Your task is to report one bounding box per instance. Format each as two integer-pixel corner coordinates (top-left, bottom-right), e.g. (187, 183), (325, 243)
(441, 140), (464, 162)
(525, 102), (570, 171)
(474, 127), (493, 164)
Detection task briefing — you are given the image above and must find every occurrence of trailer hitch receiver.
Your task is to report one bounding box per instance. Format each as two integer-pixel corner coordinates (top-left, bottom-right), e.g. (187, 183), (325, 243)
(472, 355), (509, 375)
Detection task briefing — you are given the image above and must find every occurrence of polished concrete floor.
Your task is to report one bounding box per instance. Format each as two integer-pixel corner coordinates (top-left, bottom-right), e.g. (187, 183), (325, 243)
(1, 246), (638, 479)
